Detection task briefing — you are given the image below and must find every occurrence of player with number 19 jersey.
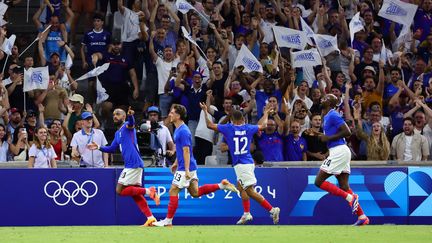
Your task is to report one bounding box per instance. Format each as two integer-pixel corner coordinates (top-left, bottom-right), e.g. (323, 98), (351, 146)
(217, 123), (258, 166)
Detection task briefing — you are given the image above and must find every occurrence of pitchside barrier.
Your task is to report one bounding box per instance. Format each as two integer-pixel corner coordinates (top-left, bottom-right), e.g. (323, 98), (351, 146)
(0, 161), (431, 226)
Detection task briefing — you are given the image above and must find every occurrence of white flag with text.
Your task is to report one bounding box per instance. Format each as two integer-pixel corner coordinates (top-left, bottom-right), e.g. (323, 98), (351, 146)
(300, 17), (314, 45)
(349, 12), (364, 46)
(273, 26), (307, 50)
(291, 49), (322, 68)
(23, 66), (49, 92)
(176, 0), (195, 14)
(76, 63), (110, 81)
(233, 44), (263, 73)
(378, 0), (418, 27)
(313, 34), (340, 57)
(1, 34), (16, 56)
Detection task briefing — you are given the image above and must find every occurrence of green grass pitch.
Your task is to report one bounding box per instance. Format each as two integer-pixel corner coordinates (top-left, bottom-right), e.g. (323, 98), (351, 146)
(0, 225), (431, 243)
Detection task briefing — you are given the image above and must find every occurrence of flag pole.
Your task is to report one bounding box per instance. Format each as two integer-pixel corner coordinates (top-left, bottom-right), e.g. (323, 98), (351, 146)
(19, 25), (52, 58)
(1, 54), (9, 74)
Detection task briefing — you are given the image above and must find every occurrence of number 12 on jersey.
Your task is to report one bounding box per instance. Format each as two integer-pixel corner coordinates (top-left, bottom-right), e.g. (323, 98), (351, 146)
(233, 137), (248, 155)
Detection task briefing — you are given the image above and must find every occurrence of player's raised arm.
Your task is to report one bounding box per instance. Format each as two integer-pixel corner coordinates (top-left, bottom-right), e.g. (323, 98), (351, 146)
(200, 102), (218, 132)
(319, 123), (351, 143)
(126, 106), (136, 129)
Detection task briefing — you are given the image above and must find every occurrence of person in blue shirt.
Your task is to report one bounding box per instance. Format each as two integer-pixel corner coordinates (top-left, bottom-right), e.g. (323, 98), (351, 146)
(153, 104), (238, 227)
(201, 103), (280, 225)
(313, 94), (369, 226)
(87, 107), (160, 227)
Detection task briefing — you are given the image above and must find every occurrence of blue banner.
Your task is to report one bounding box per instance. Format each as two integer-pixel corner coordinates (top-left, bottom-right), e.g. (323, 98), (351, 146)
(0, 167), (430, 226)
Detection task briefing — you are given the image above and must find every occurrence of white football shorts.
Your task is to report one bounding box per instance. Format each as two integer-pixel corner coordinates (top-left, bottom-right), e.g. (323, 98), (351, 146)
(118, 168), (143, 186)
(234, 163), (257, 189)
(320, 144), (351, 175)
(172, 170), (199, 189)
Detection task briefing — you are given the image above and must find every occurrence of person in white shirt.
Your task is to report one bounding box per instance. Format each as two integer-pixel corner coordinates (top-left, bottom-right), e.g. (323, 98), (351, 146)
(71, 112), (108, 167)
(0, 124), (9, 162)
(28, 126), (57, 168)
(391, 117), (429, 161)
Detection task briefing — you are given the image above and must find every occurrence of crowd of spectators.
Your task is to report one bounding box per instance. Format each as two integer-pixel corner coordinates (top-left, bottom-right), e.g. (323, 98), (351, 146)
(0, 0), (432, 167)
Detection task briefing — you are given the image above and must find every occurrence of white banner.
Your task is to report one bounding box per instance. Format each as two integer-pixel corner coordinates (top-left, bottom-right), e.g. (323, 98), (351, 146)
(23, 66), (49, 92)
(181, 26), (199, 48)
(349, 12), (364, 46)
(176, 0), (195, 14)
(96, 77), (109, 104)
(65, 54), (73, 70)
(273, 26), (307, 50)
(291, 49), (322, 68)
(378, 0), (418, 27)
(76, 63), (110, 81)
(0, 2), (8, 17)
(233, 44), (263, 73)
(300, 17), (314, 45)
(313, 34), (340, 57)
(1, 34), (16, 56)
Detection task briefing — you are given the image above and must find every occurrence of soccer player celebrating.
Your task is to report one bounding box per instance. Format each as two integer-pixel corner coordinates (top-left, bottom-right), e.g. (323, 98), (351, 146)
(87, 107), (160, 227)
(201, 103), (281, 225)
(153, 104), (239, 227)
(314, 94), (369, 226)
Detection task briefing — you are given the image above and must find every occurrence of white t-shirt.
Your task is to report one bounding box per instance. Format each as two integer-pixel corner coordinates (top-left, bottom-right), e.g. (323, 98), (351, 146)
(70, 128), (108, 167)
(260, 19), (277, 44)
(155, 57), (180, 95)
(290, 94), (313, 110)
(155, 123), (173, 165)
(403, 135), (413, 161)
(29, 144), (56, 168)
(195, 106), (218, 143)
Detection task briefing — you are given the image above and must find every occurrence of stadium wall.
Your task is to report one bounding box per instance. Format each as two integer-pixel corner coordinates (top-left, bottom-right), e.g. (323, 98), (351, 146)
(0, 167), (431, 226)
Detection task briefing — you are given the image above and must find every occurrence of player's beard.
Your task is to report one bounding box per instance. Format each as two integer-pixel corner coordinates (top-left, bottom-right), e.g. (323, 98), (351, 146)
(114, 119), (123, 127)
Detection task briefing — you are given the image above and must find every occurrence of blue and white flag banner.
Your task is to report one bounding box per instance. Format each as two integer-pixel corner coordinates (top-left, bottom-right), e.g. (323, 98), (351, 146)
(23, 66), (49, 92)
(300, 17), (314, 45)
(1, 34), (16, 56)
(273, 26), (307, 50)
(76, 63), (110, 81)
(176, 0), (195, 14)
(291, 48), (322, 68)
(349, 12), (364, 46)
(313, 34), (340, 57)
(378, 0), (418, 27)
(233, 44), (263, 73)
(96, 77), (109, 104)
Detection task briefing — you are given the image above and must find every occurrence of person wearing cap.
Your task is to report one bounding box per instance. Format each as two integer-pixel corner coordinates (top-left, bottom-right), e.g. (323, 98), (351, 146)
(7, 108), (24, 141)
(360, 61), (386, 112)
(145, 106), (175, 167)
(66, 94), (85, 133)
(70, 111), (108, 167)
(353, 47), (379, 83)
(81, 13), (111, 104)
(91, 36), (140, 122)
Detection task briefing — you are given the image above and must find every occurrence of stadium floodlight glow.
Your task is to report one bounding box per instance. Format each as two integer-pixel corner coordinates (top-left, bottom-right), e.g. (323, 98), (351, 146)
(44, 180), (98, 206)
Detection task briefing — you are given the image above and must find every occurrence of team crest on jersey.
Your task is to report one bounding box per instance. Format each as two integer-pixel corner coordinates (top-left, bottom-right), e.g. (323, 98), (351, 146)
(300, 144), (304, 150)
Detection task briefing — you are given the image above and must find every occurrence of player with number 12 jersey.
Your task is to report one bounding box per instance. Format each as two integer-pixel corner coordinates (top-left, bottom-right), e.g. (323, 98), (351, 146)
(202, 103), (280, 225)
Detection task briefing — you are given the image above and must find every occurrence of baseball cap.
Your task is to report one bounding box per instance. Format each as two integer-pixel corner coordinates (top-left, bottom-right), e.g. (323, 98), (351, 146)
(147, 106), (160, 114)
(363, 66), (377, 75)
(10, 107), (20, 114)
(81, 111), (93, 120)
(50, 52), (60, 58)
(26, 110), (37, 117)
(69, 94), (84, 104)
(111, 37), (121, 44)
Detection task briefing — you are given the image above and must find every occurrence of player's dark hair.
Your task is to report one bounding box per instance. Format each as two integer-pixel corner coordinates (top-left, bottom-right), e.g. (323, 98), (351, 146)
(172, 104), (187, 121)
(231, 110), (244, 122)
(403, 117), (414, 124)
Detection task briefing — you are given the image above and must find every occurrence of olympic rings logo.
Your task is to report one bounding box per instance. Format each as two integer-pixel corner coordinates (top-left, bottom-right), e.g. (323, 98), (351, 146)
(44, 180), (98, 206)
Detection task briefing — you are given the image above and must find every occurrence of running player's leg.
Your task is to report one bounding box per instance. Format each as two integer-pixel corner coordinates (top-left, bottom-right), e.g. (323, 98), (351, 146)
(315, 170), (353, 202)
(153, 184), (181, 227)
(337, 173), (369, 225)
(236, 181), (253, 225)
(244, 186), (280, 224)
(192, 179), (238, 198)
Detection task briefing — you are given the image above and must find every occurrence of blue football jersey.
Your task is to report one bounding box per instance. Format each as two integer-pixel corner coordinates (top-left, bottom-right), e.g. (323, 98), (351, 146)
(174, 124), (197, 171)
(323, 109), (346, 149)
(217, 123), (259, 166)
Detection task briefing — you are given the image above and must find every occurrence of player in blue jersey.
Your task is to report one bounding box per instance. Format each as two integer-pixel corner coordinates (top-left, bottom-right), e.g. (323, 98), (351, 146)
(87, 107), (160, 227)
(314, 94), (369, 226)
(201, 103), (281, 225)
(153, 104), (238, 227)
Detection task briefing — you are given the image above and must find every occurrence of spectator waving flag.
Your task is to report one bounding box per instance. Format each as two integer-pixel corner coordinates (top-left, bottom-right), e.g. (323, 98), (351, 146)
(176, 0), (195, 14)
(291, 49), (322, 68)
(378, 0), (418, 27)
(23, 66), (49, 92)
(233, 44), (263, 73)
(349, 12), (364, 46)
(273, 26), (307, 50)
(300, 17), (314, 45)
(1, 34), (16, 56)
(313, 34), (340, 57)
(96, 77), (109, 104)
(181, 26), (208, 60)
(76, 63), (110, 81)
